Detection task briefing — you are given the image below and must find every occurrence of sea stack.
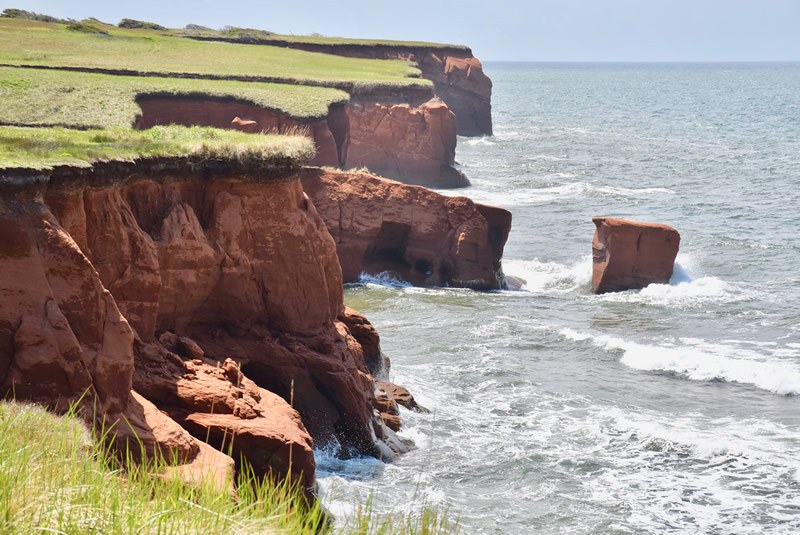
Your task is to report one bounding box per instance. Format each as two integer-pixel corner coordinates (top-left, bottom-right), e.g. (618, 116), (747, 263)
(591, 217), (680, 294)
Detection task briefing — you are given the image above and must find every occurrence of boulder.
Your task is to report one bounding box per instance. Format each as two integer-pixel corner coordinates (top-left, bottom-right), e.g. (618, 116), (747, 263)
(339, 306), (387, 377)
(376, 381), (429, 414)
(591, 217), (680, 294)
(301, 167), (511, 290)
(134, 343), (317, 490)
(163, 439), (236, 495)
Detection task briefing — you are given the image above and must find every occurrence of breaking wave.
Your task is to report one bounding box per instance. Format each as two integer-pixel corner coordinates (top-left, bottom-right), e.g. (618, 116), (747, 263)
(560, 328), (800, 395)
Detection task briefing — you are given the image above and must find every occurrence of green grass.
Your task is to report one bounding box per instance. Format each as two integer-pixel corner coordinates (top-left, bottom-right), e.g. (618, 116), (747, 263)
(0, 67), (349, 127)
(0, 18), (431, 91)
(0, 400), (457, 534)
(181, 28), (468, 49)
(0, 400), (326, 533)
(0, 125), (315, 170)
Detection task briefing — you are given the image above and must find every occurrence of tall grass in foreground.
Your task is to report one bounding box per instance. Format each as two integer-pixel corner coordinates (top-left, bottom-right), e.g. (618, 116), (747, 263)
(0, 401), (457, 534)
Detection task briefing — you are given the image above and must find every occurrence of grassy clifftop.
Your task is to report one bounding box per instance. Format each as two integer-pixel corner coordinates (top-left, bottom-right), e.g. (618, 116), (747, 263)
(0, 67), (349, 126)
(0, 125), (314, 170)
(0, 18), (432, 90)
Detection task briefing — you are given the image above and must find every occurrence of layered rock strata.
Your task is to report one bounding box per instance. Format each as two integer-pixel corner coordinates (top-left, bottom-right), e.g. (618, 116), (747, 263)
(591, 217), (680, 294)
(301, 167), (511, 290)
(290, 44), (493, 136)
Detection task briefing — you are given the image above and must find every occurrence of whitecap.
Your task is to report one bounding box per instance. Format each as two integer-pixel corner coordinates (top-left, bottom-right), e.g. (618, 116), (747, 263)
(592, 185), (675, 196)
(559, 328), (800, 395)
(596, 254), (753, 308)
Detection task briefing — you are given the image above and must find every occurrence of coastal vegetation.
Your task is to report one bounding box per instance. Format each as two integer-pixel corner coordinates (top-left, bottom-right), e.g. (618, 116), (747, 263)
(0, 18), (430, 90)
(1, 8), (465, 49)
(0, 125), (314, 170)
(0, 67), (349, 126)
(0, 6), (472, 533)
(0, 401), (456, 533)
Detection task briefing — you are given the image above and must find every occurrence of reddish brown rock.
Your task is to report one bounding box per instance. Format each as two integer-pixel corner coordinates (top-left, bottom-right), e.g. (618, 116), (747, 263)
(163, 439), (236, 494)
(379, 412), (402, 432)
(45, 170), (385, 458)
(339, 306), (387, 377)
(235, 40), (493, 136)
(421, 52), (493, 136)
(591, 217), (680, 294)
(376, 381), (428, 413)
(301, 167), (511, 290)
(0, 191), (134, 415)
(134, 342), (316, 489)
(344, 97), (468, 188)
(107, 390), (199, 464)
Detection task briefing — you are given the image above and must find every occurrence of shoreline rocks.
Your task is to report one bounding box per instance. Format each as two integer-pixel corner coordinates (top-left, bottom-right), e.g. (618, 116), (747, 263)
(591, 217), (680, 294)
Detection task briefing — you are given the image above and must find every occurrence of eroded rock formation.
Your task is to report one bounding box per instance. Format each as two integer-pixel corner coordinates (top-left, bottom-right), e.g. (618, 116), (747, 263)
(0, 159), (418, 493)
(135, 96), (341, 167)
(591, 217), (680, 294)
(301, 167), (511, 290)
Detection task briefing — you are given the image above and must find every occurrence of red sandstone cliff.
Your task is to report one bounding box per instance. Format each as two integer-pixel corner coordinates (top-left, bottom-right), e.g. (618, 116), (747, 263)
(301, 167), (511, 290)
(0, 159), (412, 492)
(187, 37), (494, 136)
(272, 43), (493, 136)
(136, 94), (467, 188)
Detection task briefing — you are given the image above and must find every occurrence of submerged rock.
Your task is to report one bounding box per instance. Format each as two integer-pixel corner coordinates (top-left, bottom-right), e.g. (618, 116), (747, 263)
(591, 217), (680, 294)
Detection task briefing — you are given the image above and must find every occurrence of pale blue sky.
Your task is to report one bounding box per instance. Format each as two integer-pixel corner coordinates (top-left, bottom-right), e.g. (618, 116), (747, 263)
(6, 0), (800, 61)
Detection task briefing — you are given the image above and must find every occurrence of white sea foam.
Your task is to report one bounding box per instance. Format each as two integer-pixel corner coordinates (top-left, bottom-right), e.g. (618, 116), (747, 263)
(463, 181), (675, 206)
(356, 271), (412, 288)
(465, 136), (496, 146)
(503, 255), (593, 293)
(596, 253), (755, 308)
(560, 328), (800, 395)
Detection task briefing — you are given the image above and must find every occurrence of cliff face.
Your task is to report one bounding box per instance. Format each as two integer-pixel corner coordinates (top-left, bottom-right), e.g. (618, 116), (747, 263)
(344, 97), (468, 188)
(192, 38), (494, 136)
(301, 167), (511, 290)
(136, 94), (467, 188)
(1, 163), (409, 490)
